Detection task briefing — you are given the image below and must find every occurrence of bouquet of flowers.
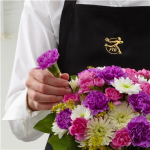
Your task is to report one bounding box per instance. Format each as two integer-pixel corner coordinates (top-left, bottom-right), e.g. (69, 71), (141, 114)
(34, 49), (150, 150)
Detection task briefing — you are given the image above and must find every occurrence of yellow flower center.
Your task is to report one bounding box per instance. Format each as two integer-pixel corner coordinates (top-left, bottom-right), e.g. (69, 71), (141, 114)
(117, 113), (126, 123)
(121, 83), (132, 89)
(80, 114), (85, 117)
(94, 126), (106, 137)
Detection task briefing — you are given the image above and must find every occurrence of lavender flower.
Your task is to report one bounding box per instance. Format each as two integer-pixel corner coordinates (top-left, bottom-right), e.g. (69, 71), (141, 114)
(37, 49), (60, 77)
(88, 68), (97, 73)
(128, 91), (150, 115)
(37, 49), (59, 69)
(127, 116), (150, 148)
(56, 108), (72, 129)
(96, 65), (126, 85)
(82, 90), (110, 115)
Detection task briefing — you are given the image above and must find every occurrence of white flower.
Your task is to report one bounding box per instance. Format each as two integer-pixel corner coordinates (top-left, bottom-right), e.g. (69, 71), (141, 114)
(148, 79), (150, 83)
(52, 122), (67, 139)
(86, 117), (114, 146)
(107, 102), (139, 130)
(111, 77), (141, 95)
(146, 114), (150, 122)
(71, 105), (92, 121)
(137, 75), (147, 83)
(97, 66), (105, 70)
(56, 108), (61, 114)
(76, 140), (88, 148)
(69, 77), (79, 91)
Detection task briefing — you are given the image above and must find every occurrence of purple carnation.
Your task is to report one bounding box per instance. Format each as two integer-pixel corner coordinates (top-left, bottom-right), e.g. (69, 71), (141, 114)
(127, 116), (150, 148)
(96, 65), (126, 85)
(37, 49), (59, 69)
(55, 108), (72, 129)
(82, 90), (110, 115)
(88, 68), (97, 73)
(128, 91), (150, 115)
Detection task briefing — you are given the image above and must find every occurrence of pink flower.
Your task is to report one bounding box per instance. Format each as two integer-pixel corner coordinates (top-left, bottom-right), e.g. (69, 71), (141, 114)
(124, 68), (138, 83)
(110, 128), (131, 150)
(140, 82), (150, 95)
(78, 70), (95, 94)
(138, 69), (150, 79)
(63, 93), (80, 103)
(113, 101), (122, 105)
(78, 79), (94, 94)
(105, 87), (123, 101)
(78, 70), (95, 85)
(69, 117), (88, 141)
(94, 78), (105, 87)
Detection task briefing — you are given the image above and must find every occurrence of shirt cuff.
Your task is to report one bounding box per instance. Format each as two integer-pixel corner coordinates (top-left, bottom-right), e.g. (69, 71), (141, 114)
(3, 88), (50, 138)
(3, 88), (50, 121)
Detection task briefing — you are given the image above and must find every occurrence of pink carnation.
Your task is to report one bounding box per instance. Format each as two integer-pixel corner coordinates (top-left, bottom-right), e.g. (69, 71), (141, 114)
(78, 70), (95, 84)
(140, 82), (150, 95)
(78, 79), (94, 94)
(69, 117), (88, 141)
(138, 69), (150, 79)
(78, 70), (96, 94)
(105, 87), (123, 101)
(110, 128), (131, 150)
(63, 93), (80, 103)
(124, 68), (138, 83)
(94, 78), (105, 87)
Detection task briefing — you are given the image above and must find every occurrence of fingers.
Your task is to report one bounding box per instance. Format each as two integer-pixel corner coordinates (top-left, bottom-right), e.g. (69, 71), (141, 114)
(28, 89), (64, 102)
(26, 68), (71, 111)
(30, 68), (69, 87)
(61, 73), (69, 81)
(33, 101), (59, 110)
(26, 77), (71, 95)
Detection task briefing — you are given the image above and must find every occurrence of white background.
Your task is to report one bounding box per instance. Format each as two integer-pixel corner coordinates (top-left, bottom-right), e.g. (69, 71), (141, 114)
(1, 1), (49, 149)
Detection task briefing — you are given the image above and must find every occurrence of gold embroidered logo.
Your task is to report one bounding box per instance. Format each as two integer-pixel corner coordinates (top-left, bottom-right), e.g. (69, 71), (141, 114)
(104, 37), (123, 54)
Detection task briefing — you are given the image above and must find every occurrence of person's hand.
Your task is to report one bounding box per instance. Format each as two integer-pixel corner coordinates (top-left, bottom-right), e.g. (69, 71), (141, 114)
(25, 68), (71, 111)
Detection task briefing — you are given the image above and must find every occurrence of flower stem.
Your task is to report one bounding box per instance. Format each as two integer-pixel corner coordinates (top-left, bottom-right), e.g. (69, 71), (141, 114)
(47, 62), (61, 78)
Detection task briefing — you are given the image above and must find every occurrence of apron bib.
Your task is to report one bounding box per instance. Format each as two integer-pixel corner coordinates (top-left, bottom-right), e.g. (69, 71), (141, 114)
(45, 1), (150, 149)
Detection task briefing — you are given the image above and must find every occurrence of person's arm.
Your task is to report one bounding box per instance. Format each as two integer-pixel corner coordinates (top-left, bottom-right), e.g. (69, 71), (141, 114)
(2, 0), (69, 142)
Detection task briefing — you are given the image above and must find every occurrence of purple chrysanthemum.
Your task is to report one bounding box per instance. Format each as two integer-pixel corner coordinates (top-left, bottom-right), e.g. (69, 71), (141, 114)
(128, 91), (150, 115)
(96, 65), (127, 85)
(37, 49), (59, 69)
(55, 108), (72, 129)
(127, 116), (150, 148)
(82, 90), (110, 115)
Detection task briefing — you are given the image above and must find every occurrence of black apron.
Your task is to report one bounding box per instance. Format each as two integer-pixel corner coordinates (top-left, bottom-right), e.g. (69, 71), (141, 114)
(45, 0), (150, 149)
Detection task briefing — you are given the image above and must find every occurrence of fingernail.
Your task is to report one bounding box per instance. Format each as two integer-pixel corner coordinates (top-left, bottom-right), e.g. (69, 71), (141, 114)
(62, 82), (69, 87)
(57, 96), (63, 101)
(66, 89), (71, 94)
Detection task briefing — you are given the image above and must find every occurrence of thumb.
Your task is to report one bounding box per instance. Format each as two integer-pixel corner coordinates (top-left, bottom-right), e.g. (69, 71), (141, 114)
(61, 73), (69, 81)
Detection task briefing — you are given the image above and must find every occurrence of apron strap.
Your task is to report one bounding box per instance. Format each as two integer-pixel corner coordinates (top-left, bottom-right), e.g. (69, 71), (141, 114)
(58, 0), (76, 69)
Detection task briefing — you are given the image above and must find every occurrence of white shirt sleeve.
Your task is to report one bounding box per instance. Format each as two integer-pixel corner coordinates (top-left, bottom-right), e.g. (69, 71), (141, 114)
(2, 0), (59, 141)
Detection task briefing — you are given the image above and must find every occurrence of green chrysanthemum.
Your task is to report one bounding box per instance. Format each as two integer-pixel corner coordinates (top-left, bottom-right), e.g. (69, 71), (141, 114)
(85, 117), (114, 146)
(107, 101), (139, 130)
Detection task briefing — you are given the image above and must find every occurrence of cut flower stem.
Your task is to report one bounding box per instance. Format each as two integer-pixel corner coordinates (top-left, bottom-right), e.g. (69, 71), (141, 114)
(47, 62), (60, 78)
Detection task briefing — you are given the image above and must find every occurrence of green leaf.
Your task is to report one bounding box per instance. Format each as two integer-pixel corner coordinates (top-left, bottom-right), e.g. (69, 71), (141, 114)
(70, 75), (78, 80)
(146, 147), (150, 150)
(33, 113), (55, 133)
(48, 135), (80, 150)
